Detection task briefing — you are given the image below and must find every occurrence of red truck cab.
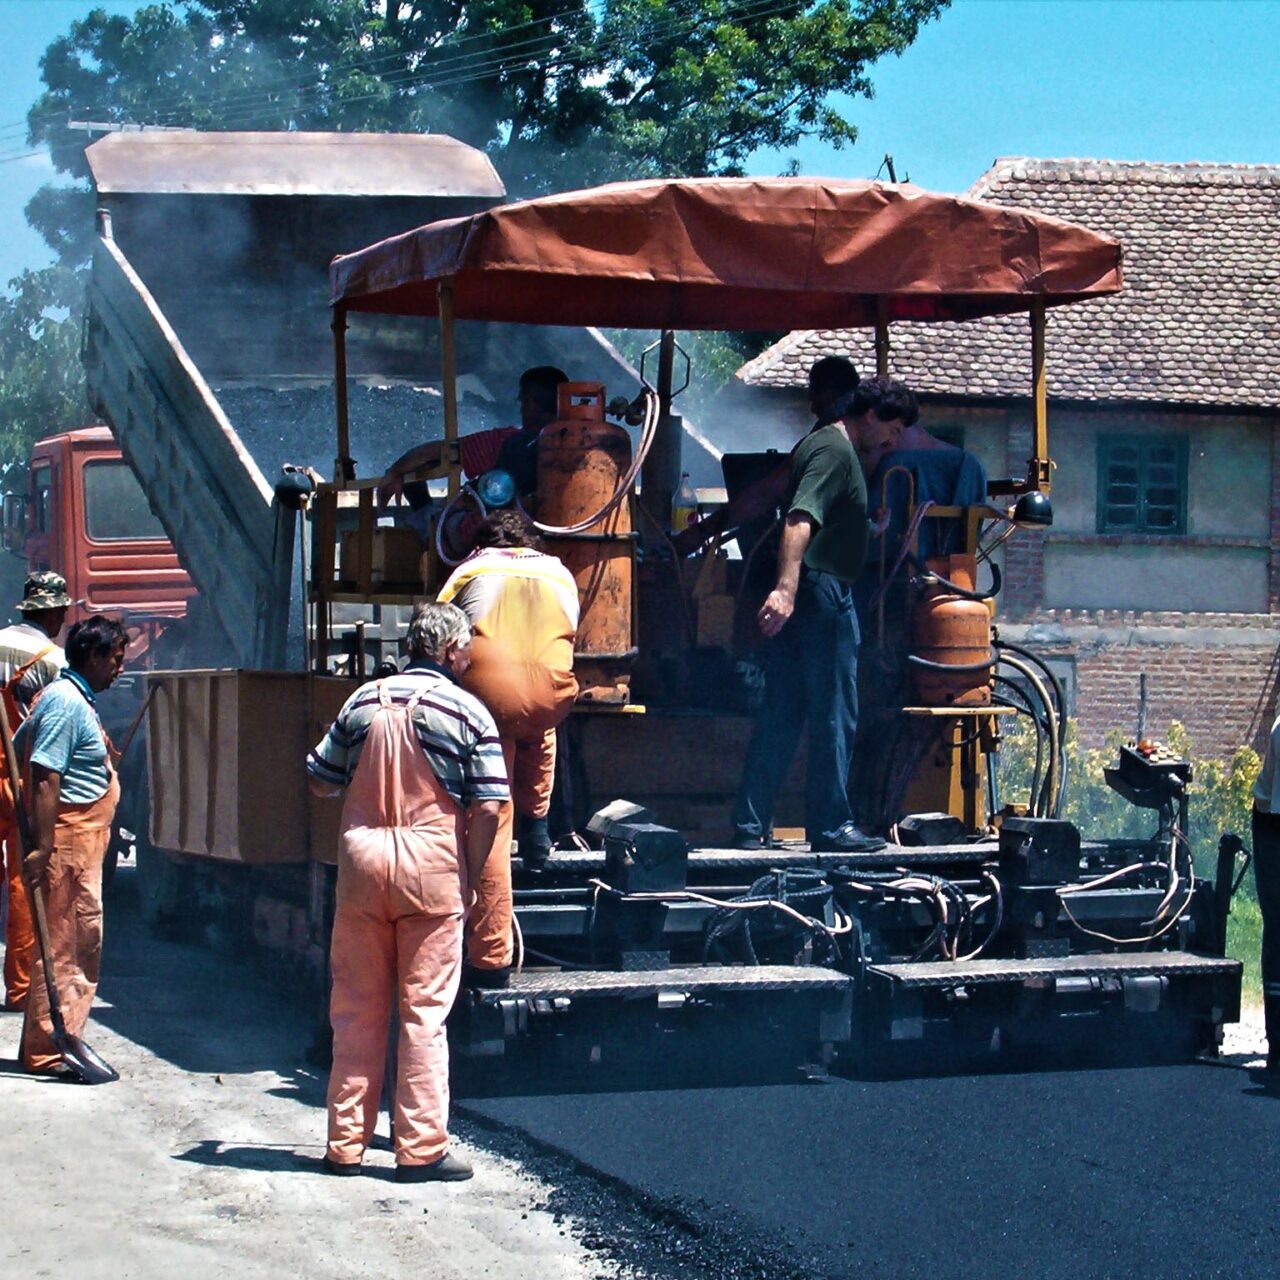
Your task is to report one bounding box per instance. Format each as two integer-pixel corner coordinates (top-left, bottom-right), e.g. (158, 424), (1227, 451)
(3, 427), (194, 625)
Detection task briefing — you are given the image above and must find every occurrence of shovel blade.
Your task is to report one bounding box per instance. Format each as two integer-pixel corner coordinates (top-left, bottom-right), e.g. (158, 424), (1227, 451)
(58, 1032), (119, 1085)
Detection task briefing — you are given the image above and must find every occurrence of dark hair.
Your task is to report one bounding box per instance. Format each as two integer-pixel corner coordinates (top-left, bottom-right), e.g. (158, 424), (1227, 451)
(840, 374), (916, 424)
(66, 615), (128, 669)
(519, 366), (569, 418)
(807, 356), (860, 398)
(474, 509), (543, 551)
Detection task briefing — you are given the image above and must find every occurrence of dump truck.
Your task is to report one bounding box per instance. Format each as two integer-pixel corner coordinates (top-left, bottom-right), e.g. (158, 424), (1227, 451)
(84, 131), (1245, 1079)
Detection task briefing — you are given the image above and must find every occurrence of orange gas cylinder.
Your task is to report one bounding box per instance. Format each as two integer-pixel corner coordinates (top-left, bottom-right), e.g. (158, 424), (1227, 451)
(535, 382), (636, 703)
(909, 554), (994, 707)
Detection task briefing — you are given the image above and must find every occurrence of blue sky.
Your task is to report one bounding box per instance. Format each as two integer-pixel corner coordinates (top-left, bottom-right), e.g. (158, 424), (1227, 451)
(0, 0), (1277, 284)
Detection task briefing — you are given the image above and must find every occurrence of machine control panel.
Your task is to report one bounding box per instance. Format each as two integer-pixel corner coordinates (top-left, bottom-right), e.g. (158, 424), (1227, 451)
(1105, 739), (1192, 808)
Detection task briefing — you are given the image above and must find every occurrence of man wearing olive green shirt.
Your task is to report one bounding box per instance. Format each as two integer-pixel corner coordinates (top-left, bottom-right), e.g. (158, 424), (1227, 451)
(731, 362), (885, 854)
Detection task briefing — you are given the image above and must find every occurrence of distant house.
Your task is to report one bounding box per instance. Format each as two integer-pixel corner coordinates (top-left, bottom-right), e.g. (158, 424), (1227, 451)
(736, 159), (1280, 758)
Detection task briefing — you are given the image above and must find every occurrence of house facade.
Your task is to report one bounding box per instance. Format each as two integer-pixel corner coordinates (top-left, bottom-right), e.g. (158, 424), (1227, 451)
(737, 159), (1280, 758)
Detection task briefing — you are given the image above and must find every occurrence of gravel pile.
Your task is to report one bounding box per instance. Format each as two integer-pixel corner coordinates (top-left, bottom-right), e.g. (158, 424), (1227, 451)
(215, 381), (510, 484)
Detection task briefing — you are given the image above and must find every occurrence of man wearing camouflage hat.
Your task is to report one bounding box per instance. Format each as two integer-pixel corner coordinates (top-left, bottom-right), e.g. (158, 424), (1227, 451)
(0, 571), (71, 1009)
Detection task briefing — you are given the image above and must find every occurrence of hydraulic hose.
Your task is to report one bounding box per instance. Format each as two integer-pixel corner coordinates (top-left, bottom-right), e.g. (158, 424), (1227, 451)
(914, 560), (1002, 602)
(996, 640), (1070, 813)
(434, 485), (487, 568)
(994, 679), (1045, 817)
(998, 652), (1060, 819)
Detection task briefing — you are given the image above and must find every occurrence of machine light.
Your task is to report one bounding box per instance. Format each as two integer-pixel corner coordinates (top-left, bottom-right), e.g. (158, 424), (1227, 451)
(1012, 490), (1053, 527)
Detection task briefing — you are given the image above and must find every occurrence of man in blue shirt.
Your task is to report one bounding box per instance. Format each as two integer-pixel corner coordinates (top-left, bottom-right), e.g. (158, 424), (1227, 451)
(17, 615), (127, 1076)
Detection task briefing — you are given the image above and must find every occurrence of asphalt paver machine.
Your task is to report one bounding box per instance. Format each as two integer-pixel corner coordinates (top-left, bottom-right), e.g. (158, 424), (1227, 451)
(317, 178), (1243, 1078)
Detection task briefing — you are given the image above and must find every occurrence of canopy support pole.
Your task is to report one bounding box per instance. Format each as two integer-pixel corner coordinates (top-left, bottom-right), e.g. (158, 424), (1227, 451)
(332, 304), (353, 483)
(874, 300), (891, 375)
(438, 279), (461, 498)
(640, 328), (681, 540)
(1028, 298), (1051, 493)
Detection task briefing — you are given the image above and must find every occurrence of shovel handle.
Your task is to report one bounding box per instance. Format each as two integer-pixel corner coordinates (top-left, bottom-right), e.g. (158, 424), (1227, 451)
(0, 708), (72, 1044)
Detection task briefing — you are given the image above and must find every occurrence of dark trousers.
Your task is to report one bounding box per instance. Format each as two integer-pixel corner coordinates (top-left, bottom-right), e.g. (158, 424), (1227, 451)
(1252, 807), (1280, 1048)
(733, 568), (858, 844)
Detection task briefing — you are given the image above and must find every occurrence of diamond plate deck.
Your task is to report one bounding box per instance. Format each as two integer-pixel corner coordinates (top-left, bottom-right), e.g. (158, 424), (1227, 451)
(528, 842), (1001, 876)
(870, 950), (1241, 989)
(473, 964), (852, 1003)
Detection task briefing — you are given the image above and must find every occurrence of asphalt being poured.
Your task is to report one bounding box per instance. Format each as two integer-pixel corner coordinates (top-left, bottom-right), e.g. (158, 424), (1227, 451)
(462, 1060), (1280, 1279)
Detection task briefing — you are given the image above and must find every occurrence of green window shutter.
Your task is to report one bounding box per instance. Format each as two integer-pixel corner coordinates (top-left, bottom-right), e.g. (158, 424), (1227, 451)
(1097, 435), (1188, 535)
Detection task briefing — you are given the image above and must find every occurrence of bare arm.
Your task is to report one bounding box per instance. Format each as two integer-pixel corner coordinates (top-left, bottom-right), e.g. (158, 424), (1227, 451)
(758, 512), (814, 638)
(670, 462), (789, 557)
(26, 762), (61, 882)
(464, 799), (504, 891)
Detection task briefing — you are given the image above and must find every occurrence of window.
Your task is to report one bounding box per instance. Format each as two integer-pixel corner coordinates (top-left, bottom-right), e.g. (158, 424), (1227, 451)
(82, 461), (167, 542)
(32, 466), (51, 533)
(1097, 436), (1188, 535)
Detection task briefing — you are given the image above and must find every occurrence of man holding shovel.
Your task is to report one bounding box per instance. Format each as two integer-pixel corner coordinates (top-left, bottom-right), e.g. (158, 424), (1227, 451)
(0, 571), (71, 1010)
(15, 615), (127, 1078)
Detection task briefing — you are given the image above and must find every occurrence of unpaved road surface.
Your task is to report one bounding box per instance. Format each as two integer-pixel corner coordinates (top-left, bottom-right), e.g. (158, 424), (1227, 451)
(0, 869), (607, 1280)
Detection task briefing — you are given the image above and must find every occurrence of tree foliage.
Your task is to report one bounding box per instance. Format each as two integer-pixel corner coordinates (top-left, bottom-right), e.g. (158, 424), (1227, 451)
(0, 266), (89, 484)
(1, 0), (947, 469)
(30, 0), (946, 191)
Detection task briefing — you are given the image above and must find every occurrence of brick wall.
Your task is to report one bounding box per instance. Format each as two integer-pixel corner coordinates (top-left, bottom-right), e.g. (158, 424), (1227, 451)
(1011, 625), (1280, 758)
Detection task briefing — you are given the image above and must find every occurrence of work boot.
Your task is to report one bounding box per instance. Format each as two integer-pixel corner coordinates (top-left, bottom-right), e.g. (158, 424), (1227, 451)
(517, 815), (551, 871)
(732, 830), (776, 852)
(1265, 996), (1280, 1072)
(809, 822), (887, 854)
(395, 1151), (474, 1183)
(321, 1154), (363, 1177)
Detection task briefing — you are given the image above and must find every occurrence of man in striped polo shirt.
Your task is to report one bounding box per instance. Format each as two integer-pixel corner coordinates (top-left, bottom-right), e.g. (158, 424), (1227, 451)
(308, 603), (508, 1182)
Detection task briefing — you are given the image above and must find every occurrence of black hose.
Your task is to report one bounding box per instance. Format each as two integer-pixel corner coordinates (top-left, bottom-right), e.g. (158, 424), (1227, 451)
(994, 681), (1046, 817)
(906, 650), (998, 674)
(995, 640), (1069, 814)
(995, 654), (1058, 817)
(912, 560), (1002, 601)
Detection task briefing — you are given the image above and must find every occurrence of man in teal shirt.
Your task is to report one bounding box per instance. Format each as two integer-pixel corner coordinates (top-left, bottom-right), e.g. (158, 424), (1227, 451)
(732, 363), (885, 853)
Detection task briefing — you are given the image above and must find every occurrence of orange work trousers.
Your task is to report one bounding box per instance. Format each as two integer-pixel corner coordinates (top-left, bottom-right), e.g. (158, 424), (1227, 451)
(2, 816), (34, 1009)
(326, 683), (469, 1169)
(463, 658), (576, 970)
(21, 777), (119, 1074)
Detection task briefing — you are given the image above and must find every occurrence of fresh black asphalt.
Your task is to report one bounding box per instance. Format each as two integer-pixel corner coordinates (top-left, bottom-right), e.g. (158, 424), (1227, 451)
(465, 1059), (1280, 1279)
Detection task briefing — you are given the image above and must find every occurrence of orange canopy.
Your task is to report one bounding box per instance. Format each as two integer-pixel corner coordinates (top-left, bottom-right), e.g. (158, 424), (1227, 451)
(329, 177), (1122, 331)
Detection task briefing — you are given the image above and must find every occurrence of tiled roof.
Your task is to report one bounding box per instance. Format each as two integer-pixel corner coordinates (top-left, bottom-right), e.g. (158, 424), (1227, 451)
(738, 159), (1280, 409)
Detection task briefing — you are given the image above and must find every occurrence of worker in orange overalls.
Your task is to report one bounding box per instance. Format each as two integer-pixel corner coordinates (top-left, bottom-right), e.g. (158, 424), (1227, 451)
(18, 615), (127, 1075)
(308, 602), (507, 1182)
(0, 572), (70, 1010)
(438, 510), (579, 982)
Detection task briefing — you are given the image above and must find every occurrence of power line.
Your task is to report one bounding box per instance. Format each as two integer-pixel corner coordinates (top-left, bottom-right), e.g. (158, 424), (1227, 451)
(144, 0), (799, 133)
(2, 0), (804, 138)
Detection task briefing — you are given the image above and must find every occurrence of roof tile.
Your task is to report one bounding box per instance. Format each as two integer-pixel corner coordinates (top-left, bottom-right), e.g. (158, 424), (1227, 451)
(739, 158), (1280, 409)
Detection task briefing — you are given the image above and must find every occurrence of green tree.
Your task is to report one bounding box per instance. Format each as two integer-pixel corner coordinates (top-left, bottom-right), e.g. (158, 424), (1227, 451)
(2, 0), (948, 469)
(0, 266), (88, 484)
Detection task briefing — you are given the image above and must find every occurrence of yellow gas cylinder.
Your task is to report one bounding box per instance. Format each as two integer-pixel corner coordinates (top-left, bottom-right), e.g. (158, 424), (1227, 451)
(909, 554), (994, 707)
(535, 382), (636, 703)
